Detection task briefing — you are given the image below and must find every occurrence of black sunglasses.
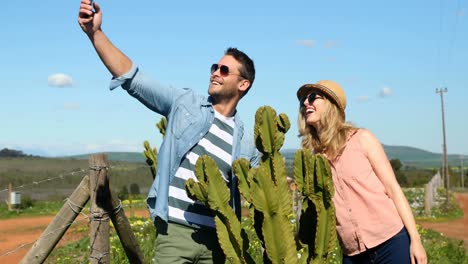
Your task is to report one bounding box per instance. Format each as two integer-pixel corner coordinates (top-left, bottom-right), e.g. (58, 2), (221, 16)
(300, 92), (322, 108)
(211, 64), (244, 78)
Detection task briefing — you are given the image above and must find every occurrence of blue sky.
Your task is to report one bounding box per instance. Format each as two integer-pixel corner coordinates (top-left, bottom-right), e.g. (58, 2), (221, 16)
(1, 0), (467, 157)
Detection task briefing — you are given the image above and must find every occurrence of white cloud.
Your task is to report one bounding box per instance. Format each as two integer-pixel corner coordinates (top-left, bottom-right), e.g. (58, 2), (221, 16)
(297, 40), (316, 48)
(379, 87), (392, 97)
(357, 96), (370, 102)
(48, 73), (73, 88)
(64, 102), (80, 110)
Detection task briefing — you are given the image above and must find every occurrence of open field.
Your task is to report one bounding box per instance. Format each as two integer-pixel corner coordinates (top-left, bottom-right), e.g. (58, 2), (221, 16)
(0, 157), (153, 201)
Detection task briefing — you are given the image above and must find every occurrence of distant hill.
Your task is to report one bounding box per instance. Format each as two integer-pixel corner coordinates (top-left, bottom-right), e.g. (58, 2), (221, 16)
(382, 145), (452, 168)
(63, 152), (147, 163)
(282, 145), (460, 169)
(46, 145), (462, 169)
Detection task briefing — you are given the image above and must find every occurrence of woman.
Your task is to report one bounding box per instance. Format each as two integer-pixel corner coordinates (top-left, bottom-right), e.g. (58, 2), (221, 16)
(296, 80), (427, 264)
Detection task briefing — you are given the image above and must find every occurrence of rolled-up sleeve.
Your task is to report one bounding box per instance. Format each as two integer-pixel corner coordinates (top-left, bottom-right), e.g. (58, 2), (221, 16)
(109, 64), (138, 91)
(108, 64), (186, 117)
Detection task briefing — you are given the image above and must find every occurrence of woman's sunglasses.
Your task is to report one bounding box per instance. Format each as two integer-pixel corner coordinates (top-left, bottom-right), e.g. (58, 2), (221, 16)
(300, 92), (322, 108)
(210, 64), (244, 78)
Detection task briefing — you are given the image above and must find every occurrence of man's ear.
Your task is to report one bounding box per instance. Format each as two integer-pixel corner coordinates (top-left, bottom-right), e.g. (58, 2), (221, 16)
(238, 79), (250, 93)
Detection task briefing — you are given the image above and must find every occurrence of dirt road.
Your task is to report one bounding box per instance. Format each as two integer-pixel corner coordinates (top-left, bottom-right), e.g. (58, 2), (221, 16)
(0, 210), (149, 264)
(418, 193), (468, 251)
(1, 194), (467, 263)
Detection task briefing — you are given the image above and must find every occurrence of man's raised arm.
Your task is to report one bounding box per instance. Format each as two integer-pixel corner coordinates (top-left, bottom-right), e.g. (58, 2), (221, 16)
(78, 0), (132, 77)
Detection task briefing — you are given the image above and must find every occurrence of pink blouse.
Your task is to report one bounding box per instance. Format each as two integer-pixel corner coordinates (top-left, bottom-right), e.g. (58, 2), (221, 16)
(330, 129), (403, 256)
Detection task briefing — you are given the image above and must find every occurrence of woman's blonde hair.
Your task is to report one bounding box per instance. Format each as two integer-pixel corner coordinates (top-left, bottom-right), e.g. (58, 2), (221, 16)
(298, 98), (356, 161)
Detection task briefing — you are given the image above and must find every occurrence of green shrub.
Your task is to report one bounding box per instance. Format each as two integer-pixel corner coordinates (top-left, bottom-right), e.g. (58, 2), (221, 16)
(19, 194), (35, 209)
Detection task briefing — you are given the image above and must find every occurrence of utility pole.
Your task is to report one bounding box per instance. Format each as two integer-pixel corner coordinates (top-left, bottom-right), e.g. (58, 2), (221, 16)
(436, 88), (449, 196)
(462, 155), (465, 189)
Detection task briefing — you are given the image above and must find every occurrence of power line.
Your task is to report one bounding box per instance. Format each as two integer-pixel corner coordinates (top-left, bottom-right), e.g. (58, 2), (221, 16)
(0, 169), (86, 194)
(0, 164), (152, 194)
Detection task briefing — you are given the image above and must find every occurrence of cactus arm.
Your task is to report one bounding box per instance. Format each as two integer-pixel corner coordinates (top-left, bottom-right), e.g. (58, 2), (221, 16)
(215, 216), (246, 264)
(294, 149), (315, 197)
(293, 150), (305, 194)
(274, 132), (285, 152)
(272, 154), (293, 216)
(254, 106), (277, 154)
(143, 117), (166, 180)
(185, 178), (208, 203)
(156, 117), (167, 137)
(295, 149), (338, 263)
(276, 113), (290, 134)
(250, 167), (297, 264)
(143, 140), (158, 179)
(185, 155), (247, 263)
(310, 196), (330, 261)
(233, 158), (253, 203)
(315, 155), (337, 261)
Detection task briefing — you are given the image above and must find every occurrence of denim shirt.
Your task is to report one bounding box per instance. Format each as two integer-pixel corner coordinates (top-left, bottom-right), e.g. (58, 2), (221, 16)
(110, 65), (260, 223)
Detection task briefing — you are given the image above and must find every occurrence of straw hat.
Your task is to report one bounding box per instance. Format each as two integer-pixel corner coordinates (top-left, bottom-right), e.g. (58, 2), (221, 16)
(296, 80), (347, 118)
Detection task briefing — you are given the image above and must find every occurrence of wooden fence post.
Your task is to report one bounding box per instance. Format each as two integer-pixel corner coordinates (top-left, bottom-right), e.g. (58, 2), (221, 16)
(20, 175), (91, 264)
(424, 183), (431, 215)
(89, 154), (111, 264)
(109, 189), (145, 263)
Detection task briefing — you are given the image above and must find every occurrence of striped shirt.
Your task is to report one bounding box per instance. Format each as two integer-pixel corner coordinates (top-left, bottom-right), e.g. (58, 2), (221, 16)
(168, 111), (234, 228)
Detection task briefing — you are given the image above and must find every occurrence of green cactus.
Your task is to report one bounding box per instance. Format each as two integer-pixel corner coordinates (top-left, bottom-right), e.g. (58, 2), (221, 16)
(294, 150), (338, 263)
(185, 106), (339, 264)
(248, 106), (297, 263)
(186, 156), (250, 264)
(143, 140), (157, 179)
(143, 118), (166, 179)
(156, 117), (167, 137)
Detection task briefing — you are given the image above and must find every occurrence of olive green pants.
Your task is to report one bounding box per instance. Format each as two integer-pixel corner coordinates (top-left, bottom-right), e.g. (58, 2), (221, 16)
(154, 222), (225, 264)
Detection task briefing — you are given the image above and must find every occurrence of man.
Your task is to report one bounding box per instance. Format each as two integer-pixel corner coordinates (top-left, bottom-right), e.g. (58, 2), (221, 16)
(78, 1), (259, 263)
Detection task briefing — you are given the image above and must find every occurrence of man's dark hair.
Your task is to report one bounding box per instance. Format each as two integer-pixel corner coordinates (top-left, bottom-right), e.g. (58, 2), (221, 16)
(225, 47), (255, 94)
